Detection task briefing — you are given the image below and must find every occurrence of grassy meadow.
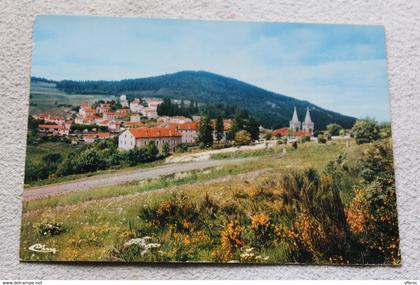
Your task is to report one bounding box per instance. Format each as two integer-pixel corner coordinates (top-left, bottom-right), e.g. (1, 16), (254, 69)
(20, 139), (400, 264)
(29, 85), (116, 116)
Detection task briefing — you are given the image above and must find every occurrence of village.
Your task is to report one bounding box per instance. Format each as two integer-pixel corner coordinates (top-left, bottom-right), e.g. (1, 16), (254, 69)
(32, 94), (326, 155)
(18, 15), (399, 267)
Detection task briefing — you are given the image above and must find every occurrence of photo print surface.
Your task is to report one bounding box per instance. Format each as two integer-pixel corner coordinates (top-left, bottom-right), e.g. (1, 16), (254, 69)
(21, 16), (400, 264)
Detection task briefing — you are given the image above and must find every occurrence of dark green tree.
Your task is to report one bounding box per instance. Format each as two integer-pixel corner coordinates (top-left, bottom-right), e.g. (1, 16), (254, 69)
(215, 116), (224, 143)
(246, 117), (260, 141)
(162, 142), (170, 157)
(198, 116), (214, 148)
(145, 141), (159, 161)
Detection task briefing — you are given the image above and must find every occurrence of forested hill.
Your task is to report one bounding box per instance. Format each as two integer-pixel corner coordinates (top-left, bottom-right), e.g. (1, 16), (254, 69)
(31, 71), (356, 129)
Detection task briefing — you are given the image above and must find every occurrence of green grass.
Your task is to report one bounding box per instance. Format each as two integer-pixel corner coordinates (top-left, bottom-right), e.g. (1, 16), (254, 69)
(24, 142), (84, 187)
(25, 158), (166, 188)
(23, 161), (263, 212)
(210, 145), (285, 160)
(29, 88), (116, 116)
(25, 142), (81, 165)
(20, 139), (368, 262)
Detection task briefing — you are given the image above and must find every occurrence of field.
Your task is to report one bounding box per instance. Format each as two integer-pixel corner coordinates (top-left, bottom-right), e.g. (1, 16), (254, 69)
(20, 139), (401, 264)
(29, 85), (116, 116)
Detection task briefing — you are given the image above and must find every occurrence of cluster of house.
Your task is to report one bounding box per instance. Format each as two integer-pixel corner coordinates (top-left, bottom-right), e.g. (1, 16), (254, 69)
(34, 96), (163, 144)
(34, 114), (72, 136)
(34, 95), (316, 152)
(34, 95), (233, 149)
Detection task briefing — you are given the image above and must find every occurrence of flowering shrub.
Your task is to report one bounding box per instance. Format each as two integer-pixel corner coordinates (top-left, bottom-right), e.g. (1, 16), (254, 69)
(38, 221), (65, 236)
(117, 236), (163, 262)
(239, 247), (269, 263)
(214, 220), (244, 262)
(120, 139), (399, 264)
(250, 213), (275, 248)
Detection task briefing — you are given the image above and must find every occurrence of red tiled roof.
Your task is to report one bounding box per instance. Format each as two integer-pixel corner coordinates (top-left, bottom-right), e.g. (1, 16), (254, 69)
(38, 124), (65, 129)
(124, 122), (146, 128)
(170, 122), (198, 130)
(84, 115), (97, 120)
(33, 113), (49, 119)
(48, 115), (65, 120)
(83, 134), (96, 139)
(129, 127), (182, 138)
(272, 127), (289, 136)
(97, 132), (111, 138)
(294, 131), (311, 137)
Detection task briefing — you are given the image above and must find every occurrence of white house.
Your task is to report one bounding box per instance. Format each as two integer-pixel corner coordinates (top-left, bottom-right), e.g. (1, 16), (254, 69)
(130, 114), (141, 122)
(83, 134), (96, 143)
(142, 107), (158, 119)
(120, 94), (129, 107)
(79, 107), (96, 118)
(130, 98), (144, 113)
(97, 103), (111, 114)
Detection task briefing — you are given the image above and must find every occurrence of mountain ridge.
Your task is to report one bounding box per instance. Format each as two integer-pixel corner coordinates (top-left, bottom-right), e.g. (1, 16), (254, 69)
(31, 71), (356, 130)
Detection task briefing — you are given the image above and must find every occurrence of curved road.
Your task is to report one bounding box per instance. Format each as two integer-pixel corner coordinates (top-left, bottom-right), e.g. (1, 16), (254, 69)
(23, 158), (252, 201)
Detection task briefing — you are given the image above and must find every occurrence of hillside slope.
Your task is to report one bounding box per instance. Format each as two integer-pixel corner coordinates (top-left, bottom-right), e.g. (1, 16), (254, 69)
(32, 71), (356, 129)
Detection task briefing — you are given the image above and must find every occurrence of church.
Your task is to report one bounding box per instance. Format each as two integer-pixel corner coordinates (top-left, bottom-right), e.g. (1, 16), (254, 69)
(272, 106), (314, 137)
(289, 107), (314, 133)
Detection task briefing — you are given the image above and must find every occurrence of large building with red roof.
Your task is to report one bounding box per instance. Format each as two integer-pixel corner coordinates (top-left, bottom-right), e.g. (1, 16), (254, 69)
(169, 122), (198, 144)
(118, 127), (182, 152)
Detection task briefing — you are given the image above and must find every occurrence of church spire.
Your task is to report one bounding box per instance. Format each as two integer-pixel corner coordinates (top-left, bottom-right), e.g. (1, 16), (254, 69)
(289, 106), (301, 132)
(291, 106), (299, 123)
(302, 107), (314, 133)
(304, 107), (312, 124)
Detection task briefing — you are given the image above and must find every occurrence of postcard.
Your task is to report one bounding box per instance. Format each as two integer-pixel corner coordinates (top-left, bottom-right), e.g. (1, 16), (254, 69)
(21, 16), (399, 264)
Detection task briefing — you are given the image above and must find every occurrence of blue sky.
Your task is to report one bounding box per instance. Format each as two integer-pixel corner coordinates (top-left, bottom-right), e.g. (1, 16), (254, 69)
(32, 16), (391, 121)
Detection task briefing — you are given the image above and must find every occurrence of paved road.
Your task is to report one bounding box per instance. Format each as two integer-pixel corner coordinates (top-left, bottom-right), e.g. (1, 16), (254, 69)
(23, 158), (251, 201)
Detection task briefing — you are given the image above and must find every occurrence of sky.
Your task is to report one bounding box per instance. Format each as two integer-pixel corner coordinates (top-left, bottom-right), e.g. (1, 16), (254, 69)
(32, 16), (391, 121)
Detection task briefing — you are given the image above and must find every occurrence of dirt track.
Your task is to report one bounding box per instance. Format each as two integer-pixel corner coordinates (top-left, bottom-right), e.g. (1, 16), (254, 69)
(23, 158), (252, 201)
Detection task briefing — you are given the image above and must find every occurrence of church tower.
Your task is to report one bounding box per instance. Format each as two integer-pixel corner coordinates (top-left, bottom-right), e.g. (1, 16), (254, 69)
(289, 107), (301, 132)
(302, 107), (314, 133)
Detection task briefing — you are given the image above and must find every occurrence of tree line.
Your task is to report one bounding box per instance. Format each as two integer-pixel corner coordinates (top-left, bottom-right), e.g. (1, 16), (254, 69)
(25, 138), (161, 184)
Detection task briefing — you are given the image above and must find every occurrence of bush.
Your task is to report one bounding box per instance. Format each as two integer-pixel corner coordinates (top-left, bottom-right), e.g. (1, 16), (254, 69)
(235, 130), (252, 146)
(327, 123), (343, 136)
(250, 213), (275, 248)
(345, 140), (400, 264)
(215, 220), (244, 262)
(162, 142), (170, 157)
(351, 118), (380, 144)
(300, 136), (310, 143)
(38, 222), (65, 236)
(176, 142), (188, 152)
(292, 141), (298, 149)
(317, 134), (327, 144)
